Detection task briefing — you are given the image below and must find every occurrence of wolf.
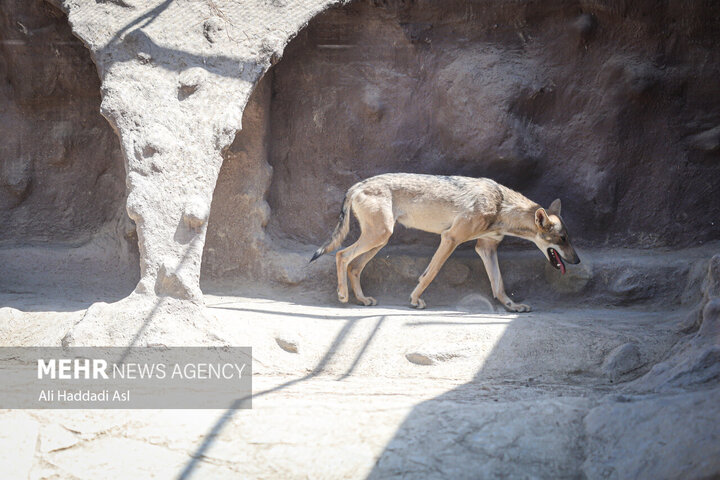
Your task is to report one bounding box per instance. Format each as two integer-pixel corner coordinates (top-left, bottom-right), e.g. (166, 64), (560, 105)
(310, 173), (580, 312)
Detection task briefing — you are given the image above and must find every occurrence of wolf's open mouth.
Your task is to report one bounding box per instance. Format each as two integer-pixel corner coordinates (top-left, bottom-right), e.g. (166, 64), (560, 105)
(548, 248), (566, 274)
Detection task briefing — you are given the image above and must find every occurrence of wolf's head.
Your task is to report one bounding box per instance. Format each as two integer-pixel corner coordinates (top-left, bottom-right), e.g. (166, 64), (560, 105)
(532, 199), (580, 274)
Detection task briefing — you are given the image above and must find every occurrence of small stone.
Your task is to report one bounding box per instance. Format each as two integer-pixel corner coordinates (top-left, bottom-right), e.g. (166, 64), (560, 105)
(1, 156), (32, 199)
(275, 337), (299, 353)
(706, 255), (720, 298)
(698, 298), (720, 340)
(609, 268), (649, 303)
(688, 125), (720, 153)
(572, 13), (597, 44)
(546, 258), (592, 293)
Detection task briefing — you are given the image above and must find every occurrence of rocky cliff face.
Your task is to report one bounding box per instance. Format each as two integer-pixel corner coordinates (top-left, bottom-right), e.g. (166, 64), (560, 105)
(203, 0), (720, 289)
(0, 0), (127, 246)
(265, 0), (720, 249)
(1, 3), (719, 478)
(3, 1), (719, 293)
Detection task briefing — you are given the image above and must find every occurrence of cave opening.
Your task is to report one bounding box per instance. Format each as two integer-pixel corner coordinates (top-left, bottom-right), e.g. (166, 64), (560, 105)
(0, 0), (138, 299)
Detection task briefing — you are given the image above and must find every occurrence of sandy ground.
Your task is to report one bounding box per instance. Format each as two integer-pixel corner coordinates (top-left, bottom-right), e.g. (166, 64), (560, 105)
(1, 292), (700, 479)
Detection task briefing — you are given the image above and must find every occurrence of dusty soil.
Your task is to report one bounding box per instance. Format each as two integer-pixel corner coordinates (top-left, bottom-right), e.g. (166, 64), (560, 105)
(2, 280), (719, 479)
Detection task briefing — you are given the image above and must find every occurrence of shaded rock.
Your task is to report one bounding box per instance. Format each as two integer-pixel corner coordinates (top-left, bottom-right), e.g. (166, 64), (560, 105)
(602, 343), (642, 382)
(688, 125), (720, 153)
(632, 298), (720, 392)
(371, 397), (590, 479)
(0, 0), (127, 244)
(583, 388), (720, 479)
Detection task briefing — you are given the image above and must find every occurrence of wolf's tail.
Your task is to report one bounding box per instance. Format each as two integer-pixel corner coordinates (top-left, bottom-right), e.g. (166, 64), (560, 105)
(310, 188), (354, 262)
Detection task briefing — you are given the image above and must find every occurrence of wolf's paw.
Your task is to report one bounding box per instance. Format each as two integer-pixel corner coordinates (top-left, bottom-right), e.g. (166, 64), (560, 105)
(504, 301), (531, 313)
(410, 297), (426, 309)
(338, 291), (349, 303)
(358, 297), (377, 306)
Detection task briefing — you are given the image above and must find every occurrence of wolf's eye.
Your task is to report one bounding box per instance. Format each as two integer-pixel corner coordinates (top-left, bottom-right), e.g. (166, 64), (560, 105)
(560, 235), (567, 243)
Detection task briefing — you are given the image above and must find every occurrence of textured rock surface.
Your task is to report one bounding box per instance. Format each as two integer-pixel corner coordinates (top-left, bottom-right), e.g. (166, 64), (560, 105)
(632, 255), (720, 392)
(32, 0), (349, 343)
(47, 0), (347, 310)
(261, 0), (720, 250)
(0, 0), (127, 245)
(3, 0), (719, 307)
(1, 1), (719, 478)
(203, 0), (720, 294)
(583, 389), (720, 479)
(2, 295), (717, 479)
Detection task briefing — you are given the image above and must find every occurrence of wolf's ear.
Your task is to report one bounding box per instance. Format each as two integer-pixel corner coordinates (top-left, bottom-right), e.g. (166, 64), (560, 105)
(548, 198), (561, 216)
(535, 208), (551, 231)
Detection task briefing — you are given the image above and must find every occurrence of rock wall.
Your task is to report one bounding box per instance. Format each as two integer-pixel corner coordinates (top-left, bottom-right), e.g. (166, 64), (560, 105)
(3, 0), (719, 314)
(0, 0), (127, 246)
(261, 0), (720, 249)
(202, 75), (273, 283)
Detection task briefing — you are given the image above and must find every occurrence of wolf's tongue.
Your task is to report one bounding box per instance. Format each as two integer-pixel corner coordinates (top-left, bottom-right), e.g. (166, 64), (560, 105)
(553, 250), (566, 275)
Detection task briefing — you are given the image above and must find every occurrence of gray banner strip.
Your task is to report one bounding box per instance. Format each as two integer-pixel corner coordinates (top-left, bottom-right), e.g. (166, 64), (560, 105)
(0, 347), (252, 409)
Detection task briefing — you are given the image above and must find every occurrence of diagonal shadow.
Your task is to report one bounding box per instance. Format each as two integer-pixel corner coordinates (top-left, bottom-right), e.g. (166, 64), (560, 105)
(104, 0), (175, 48)
(209, 303), (511, 321)
(337, 315), (385, 380)
(82, 0), (261, 82)
(114, 230), (200, 365)
(176, 312), (387, 479)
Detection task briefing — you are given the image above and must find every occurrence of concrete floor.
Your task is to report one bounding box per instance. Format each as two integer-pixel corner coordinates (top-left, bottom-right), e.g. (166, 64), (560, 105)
(4, 293), (717, 479)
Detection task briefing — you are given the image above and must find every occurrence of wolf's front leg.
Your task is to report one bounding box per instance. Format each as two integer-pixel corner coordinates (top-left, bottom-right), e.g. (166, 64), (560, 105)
(475, 239), (531, 313)
(410, 232), (460, 309)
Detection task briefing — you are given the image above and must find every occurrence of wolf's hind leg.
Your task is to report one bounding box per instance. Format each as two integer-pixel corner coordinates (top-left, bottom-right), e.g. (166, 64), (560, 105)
(348, 245), (385, 306)
(336, 203), (393, 304)
(475, 238), (531, 313)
